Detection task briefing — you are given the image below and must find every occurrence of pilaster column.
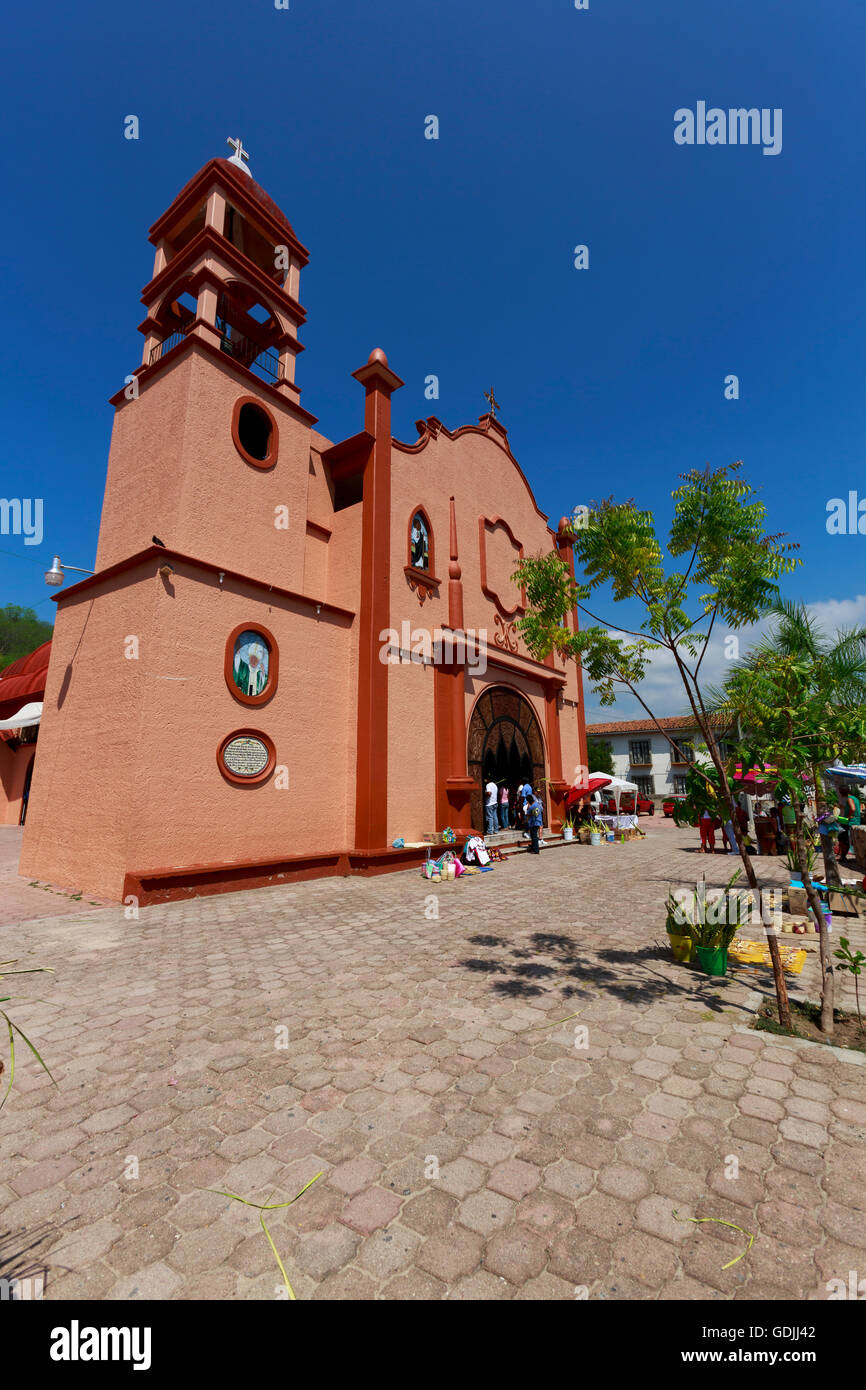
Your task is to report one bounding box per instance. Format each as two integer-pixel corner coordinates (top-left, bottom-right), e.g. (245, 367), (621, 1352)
(439, 495), (474, 830)
(351, 349), (403, 851)
(557, 517), (588, 775)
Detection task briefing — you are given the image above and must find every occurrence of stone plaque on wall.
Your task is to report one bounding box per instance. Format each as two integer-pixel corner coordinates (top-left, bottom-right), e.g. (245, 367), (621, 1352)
(222, 735), (270, 778)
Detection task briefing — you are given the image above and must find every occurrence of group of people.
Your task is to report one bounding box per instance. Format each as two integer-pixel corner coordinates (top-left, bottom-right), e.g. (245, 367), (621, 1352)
(819, 784), (862, 865)
(696, 782), (863, 864)
(484, 780), (544, 853)
(698, 803), (749, 854)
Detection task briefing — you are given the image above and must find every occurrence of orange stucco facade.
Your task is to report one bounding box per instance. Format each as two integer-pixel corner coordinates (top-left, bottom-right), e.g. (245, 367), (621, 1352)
(18, 155), (587, 903)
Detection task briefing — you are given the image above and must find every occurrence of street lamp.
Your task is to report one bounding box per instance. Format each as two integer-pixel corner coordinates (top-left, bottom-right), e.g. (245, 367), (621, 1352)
(44, 556), (94, 588)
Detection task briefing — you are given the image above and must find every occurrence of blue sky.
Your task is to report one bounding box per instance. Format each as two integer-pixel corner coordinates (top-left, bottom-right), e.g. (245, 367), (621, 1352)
(1, 0), (864, 716)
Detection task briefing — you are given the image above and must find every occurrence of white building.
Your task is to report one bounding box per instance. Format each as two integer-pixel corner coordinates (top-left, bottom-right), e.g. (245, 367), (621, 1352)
(585, 716), (733, 806)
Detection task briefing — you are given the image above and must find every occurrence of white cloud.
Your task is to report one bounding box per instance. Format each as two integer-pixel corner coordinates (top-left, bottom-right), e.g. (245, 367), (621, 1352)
(584, 595), (866, 727)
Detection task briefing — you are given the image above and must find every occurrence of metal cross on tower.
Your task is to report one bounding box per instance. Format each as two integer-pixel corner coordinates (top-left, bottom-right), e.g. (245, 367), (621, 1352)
(226, 137), (251, 173)
(484, 387), (500, 418)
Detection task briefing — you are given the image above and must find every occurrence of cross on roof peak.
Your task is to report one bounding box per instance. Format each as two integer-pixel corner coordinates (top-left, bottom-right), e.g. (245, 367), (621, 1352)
(484, 386), (500, 418)
(226, 137), (252, 176)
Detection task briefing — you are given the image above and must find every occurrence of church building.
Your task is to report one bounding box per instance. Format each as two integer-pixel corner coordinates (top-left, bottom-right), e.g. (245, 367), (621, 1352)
(18, 145), (588, 903)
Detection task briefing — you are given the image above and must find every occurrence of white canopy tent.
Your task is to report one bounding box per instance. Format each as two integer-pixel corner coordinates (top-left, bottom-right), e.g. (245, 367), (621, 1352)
(601, 775), (640, 812)
(0, 701), (42, 731)
(590, 774), (640, 828)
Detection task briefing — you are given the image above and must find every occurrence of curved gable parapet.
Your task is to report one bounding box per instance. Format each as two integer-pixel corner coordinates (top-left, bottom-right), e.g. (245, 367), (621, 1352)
(393, 414), (550, 527)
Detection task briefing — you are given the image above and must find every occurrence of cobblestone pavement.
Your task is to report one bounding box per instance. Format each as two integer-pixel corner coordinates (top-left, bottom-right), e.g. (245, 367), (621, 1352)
(1, 821), (864, 1301)
(0, 827), (113, 928)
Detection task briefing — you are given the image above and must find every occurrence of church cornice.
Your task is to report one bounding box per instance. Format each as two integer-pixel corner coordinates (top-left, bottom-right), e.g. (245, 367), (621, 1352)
(393, 415), (551, 527)
(51, 545), (355, 620)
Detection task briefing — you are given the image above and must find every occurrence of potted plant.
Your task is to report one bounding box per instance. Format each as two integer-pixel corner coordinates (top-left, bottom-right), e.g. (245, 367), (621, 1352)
(668, 869), (744, 973)
(562, 813), (576, 843)
(682, 876), (742, 976)
(589, 817), (605, 846)
(664, 887), (694, 963)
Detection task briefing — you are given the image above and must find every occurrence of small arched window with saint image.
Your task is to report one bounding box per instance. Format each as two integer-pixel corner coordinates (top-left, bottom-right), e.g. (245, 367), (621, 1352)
(233, 630), (270, 697)
(410, 512), (430, 570)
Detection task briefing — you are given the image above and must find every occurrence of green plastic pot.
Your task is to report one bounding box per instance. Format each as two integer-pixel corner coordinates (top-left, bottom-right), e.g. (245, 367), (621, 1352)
(696, 944), (728, 977)
(667, 933), (693, 963)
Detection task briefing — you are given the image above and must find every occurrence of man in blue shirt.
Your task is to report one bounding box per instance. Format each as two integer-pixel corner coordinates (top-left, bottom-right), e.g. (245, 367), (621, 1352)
(523, 783), (543, 854)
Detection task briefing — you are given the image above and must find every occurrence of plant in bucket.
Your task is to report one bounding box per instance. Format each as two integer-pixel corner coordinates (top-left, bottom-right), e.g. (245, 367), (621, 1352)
(589, 818), (606, 846)
(680, 869), (744, 976)
(562, 813), (576, 843)
(664, 886), (694, 963)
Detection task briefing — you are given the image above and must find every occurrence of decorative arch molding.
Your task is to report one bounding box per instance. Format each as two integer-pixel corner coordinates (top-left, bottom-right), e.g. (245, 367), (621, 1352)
(479, 515), (526, 620)
(466, 685), (547, 832)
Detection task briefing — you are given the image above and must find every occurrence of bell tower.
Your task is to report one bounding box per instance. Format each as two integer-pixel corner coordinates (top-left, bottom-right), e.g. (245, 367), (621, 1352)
(137, 139), (309, 408)
(96, 144), (317, 589)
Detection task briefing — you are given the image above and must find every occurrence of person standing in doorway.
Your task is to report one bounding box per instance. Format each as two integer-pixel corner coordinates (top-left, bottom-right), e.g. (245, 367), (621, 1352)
(485, 779), (498, 836)
(499, 784), (510, 830)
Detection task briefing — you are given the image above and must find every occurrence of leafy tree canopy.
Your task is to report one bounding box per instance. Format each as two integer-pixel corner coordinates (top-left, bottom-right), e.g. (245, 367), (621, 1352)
(0, 605), (53, 674)
(586, 739), (615, 775)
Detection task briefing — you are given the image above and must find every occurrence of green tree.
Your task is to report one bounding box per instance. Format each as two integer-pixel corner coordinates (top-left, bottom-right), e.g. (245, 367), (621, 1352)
(0, 605), (53, 673)
(586, 738), (615, 776)
(710, 601), (866, 1036)
(514, 462), (800, 1028)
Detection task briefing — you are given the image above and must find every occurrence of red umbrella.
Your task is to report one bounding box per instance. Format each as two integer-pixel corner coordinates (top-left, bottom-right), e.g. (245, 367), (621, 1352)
(565, 775), (611, 811)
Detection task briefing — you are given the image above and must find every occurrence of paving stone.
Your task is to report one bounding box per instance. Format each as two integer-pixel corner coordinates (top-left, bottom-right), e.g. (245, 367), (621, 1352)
(614, 1230), (680, 1288)
(10, 1156), (79, 1197)
(483, 1225), (547, 1283)
(416, 1225), (484, 1283)
(547, 1229), (611, 1286)
(457, 1188), (516, 1236)
(105, 1221), (179, 1275)
(295, 1223), (360, 1279)
(541, 1159), (594, 1201)
(446, 1270), (513, 1300)
(47, 1220), (124, 1269)
(597, 1164), (652, 1202)
(488, 1158), (541, 1201)
(357, 1225), (421, 1279)
(573, 1193), (634, 1241)
(338, 1186), (403, 1235)
(326, 1156), (383, 1196)
(107, 1261), (184, 1300)
(513, 1270), (576, 1300)
(438, 1158), (487, 1198)
(400, 1188), (458, 1235)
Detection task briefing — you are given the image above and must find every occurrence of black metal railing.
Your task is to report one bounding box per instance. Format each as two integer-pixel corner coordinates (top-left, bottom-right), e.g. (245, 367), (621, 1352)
(149, 327), (190, 365)
(149, 318), (281, 385)
(217, 321), (280, 383)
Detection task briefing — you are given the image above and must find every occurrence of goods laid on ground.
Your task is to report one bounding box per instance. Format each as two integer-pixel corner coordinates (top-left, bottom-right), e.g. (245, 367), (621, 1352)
(727, 938), (807, 974)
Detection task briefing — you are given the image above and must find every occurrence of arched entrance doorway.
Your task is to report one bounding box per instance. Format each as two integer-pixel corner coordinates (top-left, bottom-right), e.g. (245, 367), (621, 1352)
(467, 687), (546, 832)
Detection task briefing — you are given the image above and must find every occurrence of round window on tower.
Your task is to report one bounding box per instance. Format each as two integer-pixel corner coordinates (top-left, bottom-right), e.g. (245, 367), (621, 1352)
(232, 396), (279, 469)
